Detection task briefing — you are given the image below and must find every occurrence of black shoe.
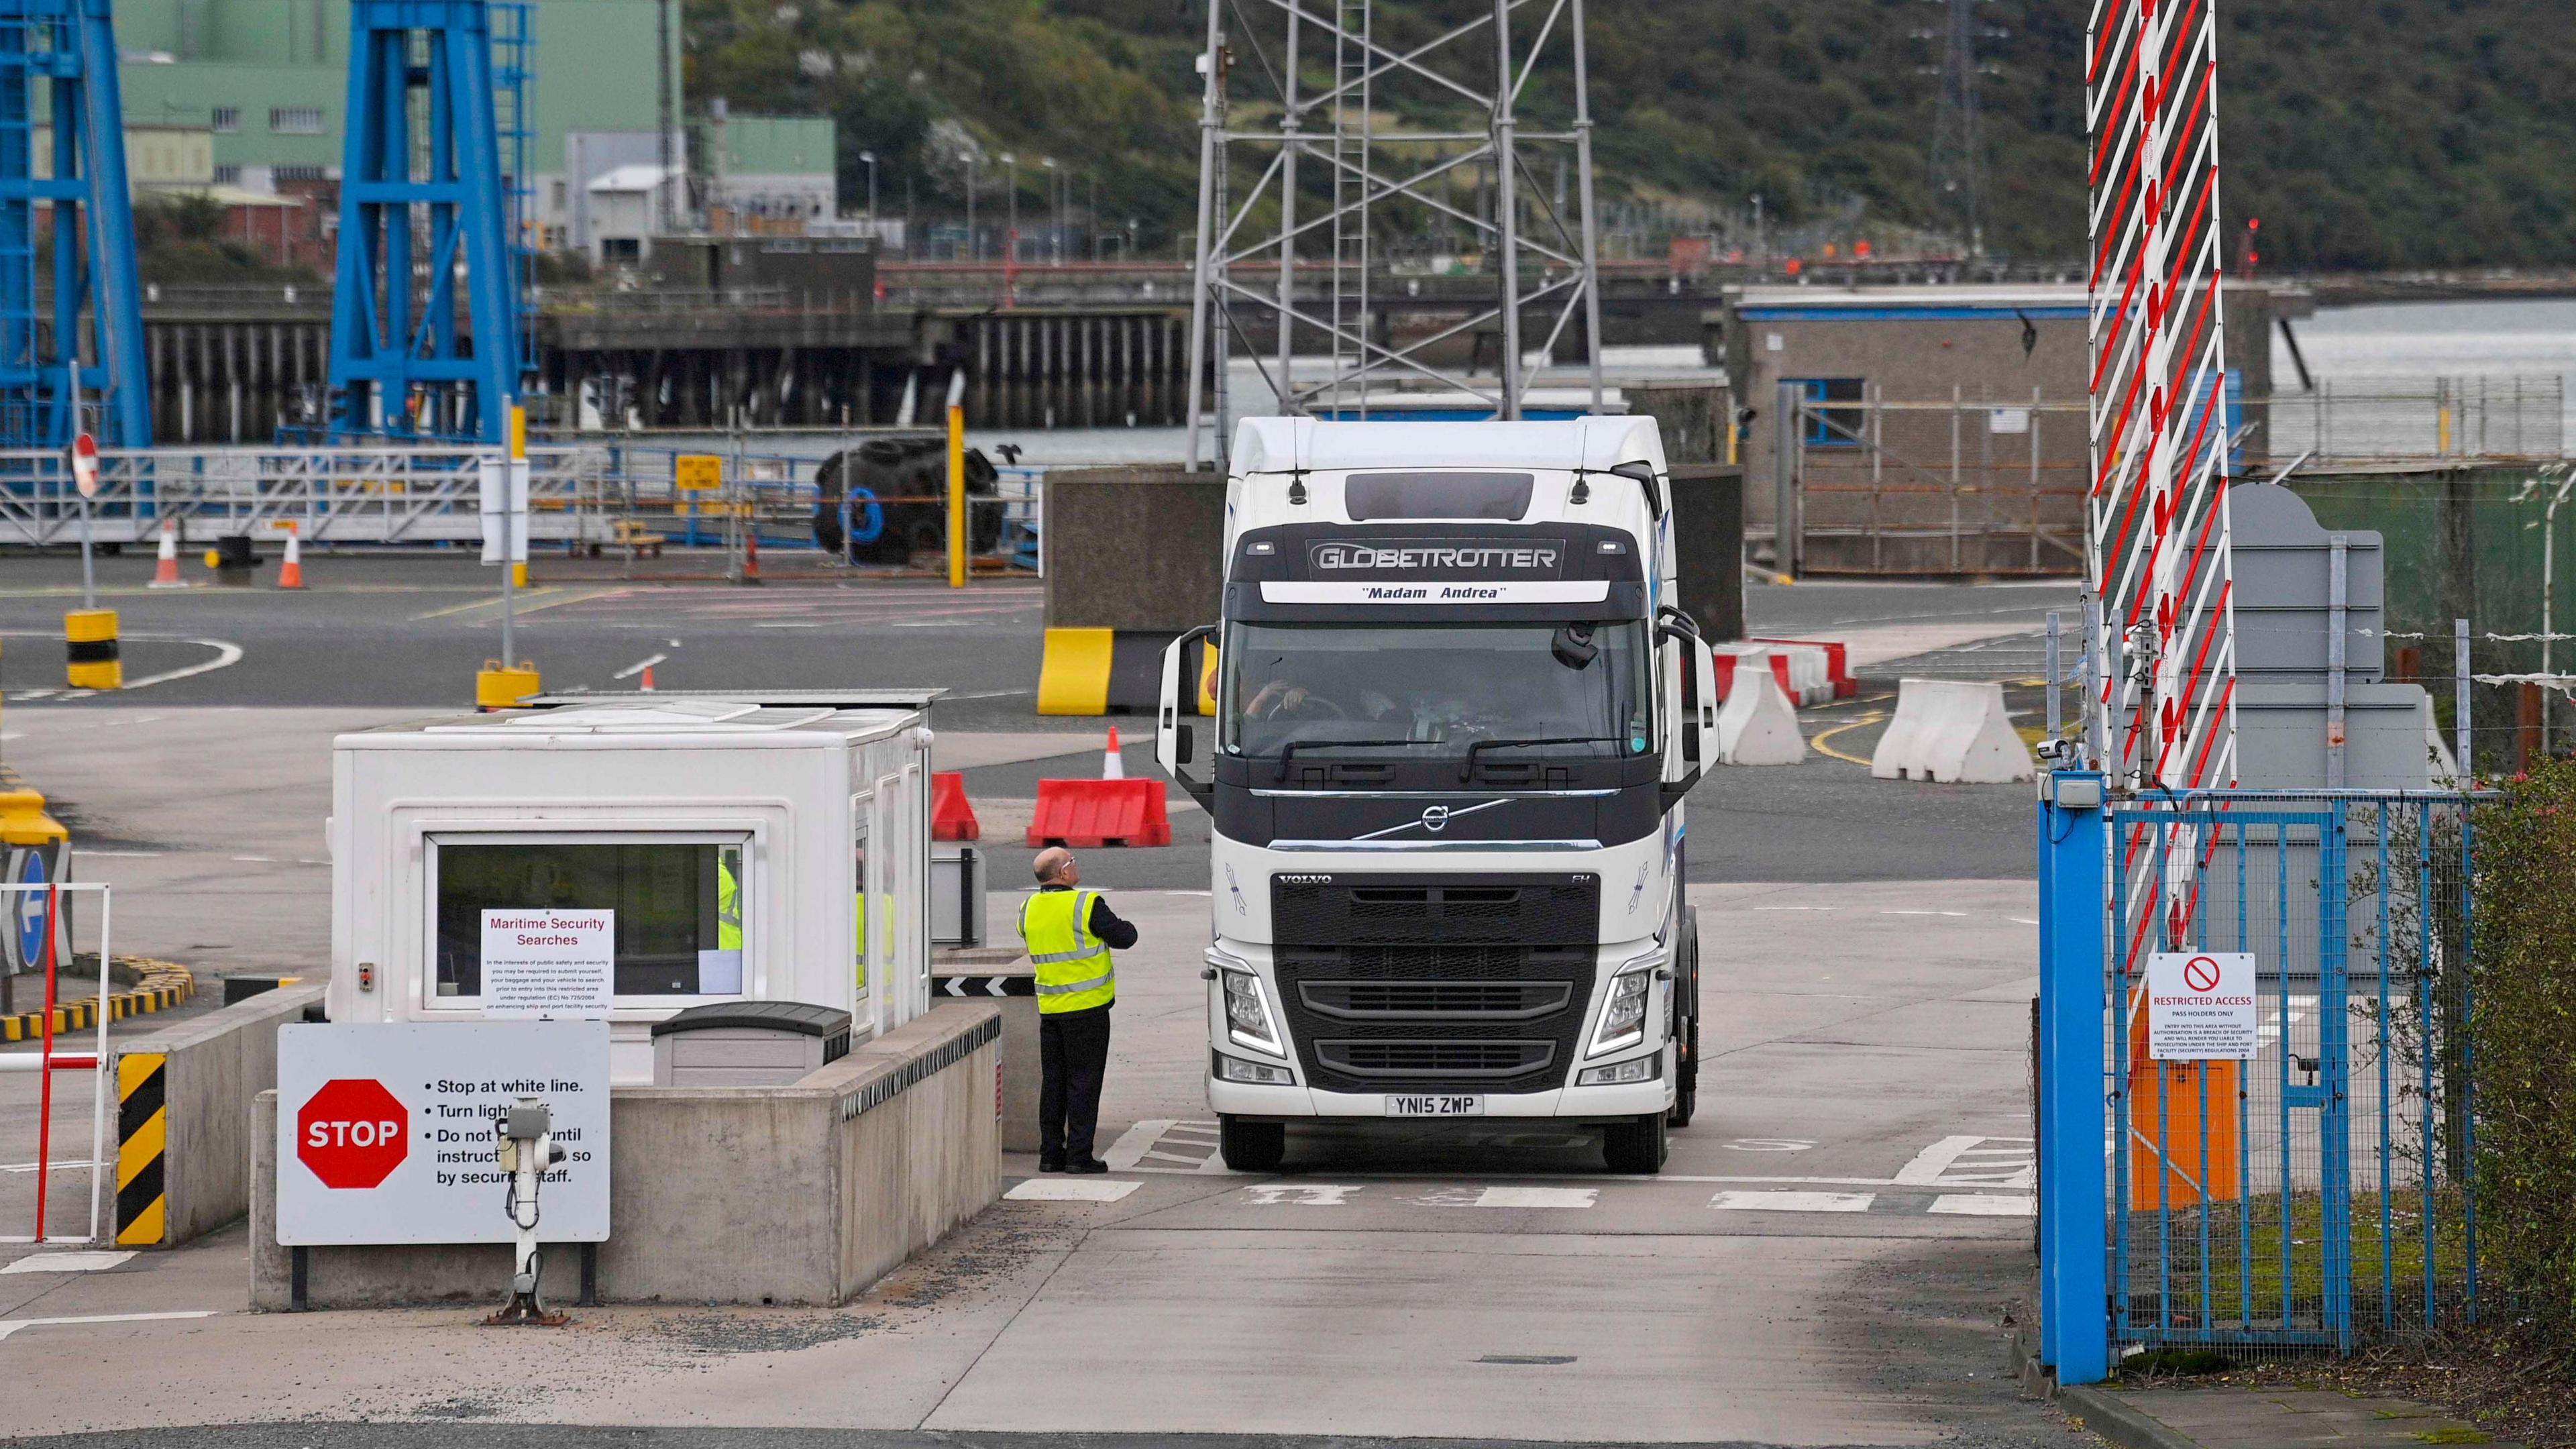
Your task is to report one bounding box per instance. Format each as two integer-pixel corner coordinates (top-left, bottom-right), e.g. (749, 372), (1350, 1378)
(1064, 1157), (1110, 1175)
(1038, 1156), (1067, 1173)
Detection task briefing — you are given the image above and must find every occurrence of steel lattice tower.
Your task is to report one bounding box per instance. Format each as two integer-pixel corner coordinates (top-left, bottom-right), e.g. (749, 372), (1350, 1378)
(1183, 0), (1607, 470)
(0, 0), (150, 447)
(2086, 0), (2237, 792)
(328, 0), (524, 443)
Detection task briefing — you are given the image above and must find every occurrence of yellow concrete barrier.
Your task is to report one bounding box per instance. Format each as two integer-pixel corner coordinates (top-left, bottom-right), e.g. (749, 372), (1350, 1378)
(476, 659), (543, 710)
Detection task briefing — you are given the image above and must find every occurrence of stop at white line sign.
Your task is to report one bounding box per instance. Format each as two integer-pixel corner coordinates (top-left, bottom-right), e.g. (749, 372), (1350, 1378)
(2145, 952), (2257, 1061)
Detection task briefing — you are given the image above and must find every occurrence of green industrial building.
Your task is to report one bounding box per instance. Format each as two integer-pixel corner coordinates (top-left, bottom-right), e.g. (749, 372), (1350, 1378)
(91, 1), (833, 260)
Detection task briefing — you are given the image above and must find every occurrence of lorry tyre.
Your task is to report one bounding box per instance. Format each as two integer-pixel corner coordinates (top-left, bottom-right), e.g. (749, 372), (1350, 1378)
(1220, 1116), (1285, 1173)
(1668, 907), (1701, 1128)
(1603, 1111), (1667, 1174)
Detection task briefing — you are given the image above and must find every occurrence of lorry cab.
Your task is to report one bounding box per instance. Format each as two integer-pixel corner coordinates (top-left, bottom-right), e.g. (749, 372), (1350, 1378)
(1157, 417), (1719, 1174)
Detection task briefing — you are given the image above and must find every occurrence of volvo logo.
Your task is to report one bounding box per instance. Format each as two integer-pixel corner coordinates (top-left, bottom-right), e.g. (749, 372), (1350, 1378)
(1352, 797), (1517, 841)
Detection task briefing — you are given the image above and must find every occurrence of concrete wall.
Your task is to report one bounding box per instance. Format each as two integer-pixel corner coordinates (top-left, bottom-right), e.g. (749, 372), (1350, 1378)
(1628, 380), (1735, 466)
(252, 1002), (1002, 1309)
(119, 982), (327, 1247)
(1042, 466), (1228, 632)
(935, 950), (1037, 1153)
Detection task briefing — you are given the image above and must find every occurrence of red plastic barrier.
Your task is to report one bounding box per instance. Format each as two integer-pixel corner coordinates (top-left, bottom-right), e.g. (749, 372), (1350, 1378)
(1753, 636), (1856, 698)
(1026, 777), (1172, 848)
(1712, 653), (1738, 699)
(932, 771), (979, 842)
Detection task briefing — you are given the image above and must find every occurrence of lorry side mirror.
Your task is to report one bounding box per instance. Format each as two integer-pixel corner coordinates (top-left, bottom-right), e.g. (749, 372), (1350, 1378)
(1175, 724), (1195, 765)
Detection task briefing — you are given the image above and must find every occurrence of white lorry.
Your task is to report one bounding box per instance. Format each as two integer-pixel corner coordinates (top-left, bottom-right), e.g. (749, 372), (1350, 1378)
(1155, 417), (1720, 1173)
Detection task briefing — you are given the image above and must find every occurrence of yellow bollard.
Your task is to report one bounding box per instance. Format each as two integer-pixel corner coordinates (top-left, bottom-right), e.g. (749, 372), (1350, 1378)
(475, 659), (543, 710)
(947, 403), (967, 588)
(65, 608), (121, 690)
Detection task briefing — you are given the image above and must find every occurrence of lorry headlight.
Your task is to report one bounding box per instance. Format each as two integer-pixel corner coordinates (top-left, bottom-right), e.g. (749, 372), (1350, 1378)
(1574, 1055), (1661, 1087)
(1588, 968), (1654, 1057)
(1213, 1051), (1296, 1085)
(1220, 969), (1284, 1055)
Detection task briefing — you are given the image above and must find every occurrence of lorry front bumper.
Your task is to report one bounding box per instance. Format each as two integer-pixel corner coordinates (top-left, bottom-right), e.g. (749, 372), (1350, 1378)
(1207, 1071), (1670, 1122)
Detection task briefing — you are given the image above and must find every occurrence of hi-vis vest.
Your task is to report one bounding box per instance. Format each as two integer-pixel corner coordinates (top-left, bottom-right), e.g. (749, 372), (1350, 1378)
(716, 859), (745, 951)
(1019, 888), (1116, 1014)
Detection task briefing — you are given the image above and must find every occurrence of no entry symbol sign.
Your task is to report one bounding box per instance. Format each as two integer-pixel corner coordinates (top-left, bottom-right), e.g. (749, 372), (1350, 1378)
(2146, 952), (2257, 1061)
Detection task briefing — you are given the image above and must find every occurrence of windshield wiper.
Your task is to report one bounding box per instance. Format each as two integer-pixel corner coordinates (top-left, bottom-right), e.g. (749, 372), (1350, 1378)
(1275, 737), (1442, 781)
(1459, 735), (1623, 783)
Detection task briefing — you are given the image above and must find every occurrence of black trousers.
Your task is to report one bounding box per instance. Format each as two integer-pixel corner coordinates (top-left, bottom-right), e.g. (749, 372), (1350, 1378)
(1038, 1003), (1114, 1161)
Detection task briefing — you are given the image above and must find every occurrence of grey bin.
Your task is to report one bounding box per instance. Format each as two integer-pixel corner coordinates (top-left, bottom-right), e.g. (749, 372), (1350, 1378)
(932, 845), (986, 949)
(651, 1001), (853, 1087)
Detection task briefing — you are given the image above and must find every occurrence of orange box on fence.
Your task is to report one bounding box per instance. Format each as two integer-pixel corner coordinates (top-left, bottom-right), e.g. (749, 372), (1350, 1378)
(2127, 1059), (2243, 1211)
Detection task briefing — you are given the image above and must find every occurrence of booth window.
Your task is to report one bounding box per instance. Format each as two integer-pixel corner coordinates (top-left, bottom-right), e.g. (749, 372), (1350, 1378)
(1786, 378), (1865, 447)
(430, 837), (746, 1002)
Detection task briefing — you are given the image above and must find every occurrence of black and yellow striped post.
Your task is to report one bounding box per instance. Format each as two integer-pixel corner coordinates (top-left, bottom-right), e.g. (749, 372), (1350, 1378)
(65, 608), (120, 690)
(116, 1051), (167, 1246)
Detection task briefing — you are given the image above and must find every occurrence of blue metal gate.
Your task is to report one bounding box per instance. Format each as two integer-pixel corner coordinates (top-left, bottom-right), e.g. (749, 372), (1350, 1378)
(2037, 777), (2482, 1383)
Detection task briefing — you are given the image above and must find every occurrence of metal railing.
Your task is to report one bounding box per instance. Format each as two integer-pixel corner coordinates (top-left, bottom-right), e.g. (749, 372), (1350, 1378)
(2266, 376), (2564, 464)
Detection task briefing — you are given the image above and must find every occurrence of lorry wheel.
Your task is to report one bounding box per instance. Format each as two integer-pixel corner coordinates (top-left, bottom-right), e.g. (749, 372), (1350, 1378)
(1220, 1116), (1285, 1173)
(1668, 1014), (1699, 1128)
(1603, 1112), (1668, 1174)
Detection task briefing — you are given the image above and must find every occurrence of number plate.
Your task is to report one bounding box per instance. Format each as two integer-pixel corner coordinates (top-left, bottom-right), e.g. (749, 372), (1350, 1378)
(1385, 1094), (1484, 1117)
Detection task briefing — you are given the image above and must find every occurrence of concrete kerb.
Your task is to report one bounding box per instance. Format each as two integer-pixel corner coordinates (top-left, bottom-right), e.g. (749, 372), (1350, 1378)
(2055, 1387), (2206, 1449)
(250, 1001), (1004, 1310)
(111, 981), (327, 1248)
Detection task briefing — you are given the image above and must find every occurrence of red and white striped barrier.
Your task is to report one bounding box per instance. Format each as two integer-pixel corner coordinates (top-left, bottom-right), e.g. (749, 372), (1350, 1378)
(1715, 642), (1839, 708)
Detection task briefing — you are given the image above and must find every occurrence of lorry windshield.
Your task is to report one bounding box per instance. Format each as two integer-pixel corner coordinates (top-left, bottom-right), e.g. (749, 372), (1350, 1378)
(1222, 622), (1652, 761)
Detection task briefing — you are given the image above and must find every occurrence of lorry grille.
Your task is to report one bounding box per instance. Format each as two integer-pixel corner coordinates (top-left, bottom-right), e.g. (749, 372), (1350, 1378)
(1269, 875), (1599, 1093)
(1298, 980), (1572, 1022)
(1316, 1040), (1557, 1079)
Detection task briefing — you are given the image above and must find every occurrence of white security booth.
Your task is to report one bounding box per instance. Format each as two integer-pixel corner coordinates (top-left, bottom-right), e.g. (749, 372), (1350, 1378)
(327, 690), (941, 1083)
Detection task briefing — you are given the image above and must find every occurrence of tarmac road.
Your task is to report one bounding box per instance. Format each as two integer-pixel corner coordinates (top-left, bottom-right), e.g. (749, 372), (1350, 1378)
(0, 555), (2086, 1446)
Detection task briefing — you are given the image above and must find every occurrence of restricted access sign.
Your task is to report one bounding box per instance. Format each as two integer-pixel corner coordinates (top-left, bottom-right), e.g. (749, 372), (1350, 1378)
(276, 1021), (610, 1246)
(2145, 952), (2258, 1061)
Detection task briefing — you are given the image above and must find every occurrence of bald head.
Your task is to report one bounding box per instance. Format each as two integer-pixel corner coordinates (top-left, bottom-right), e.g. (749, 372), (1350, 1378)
(1033, 847), (1078, 885)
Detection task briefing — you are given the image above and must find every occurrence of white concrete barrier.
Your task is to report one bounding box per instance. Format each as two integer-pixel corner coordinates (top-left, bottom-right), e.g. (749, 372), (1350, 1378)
(1870, 678), (2033, 784)
(1717, 668), (1807, 766)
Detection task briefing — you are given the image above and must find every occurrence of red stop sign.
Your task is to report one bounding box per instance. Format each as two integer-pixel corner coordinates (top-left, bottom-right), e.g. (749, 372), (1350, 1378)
(296, 1078), (410, 1189)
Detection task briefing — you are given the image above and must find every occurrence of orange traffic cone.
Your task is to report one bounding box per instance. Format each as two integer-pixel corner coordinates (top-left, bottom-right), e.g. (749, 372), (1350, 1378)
(1103, 725), (1124, 780)
(148, 521), (185, 588)
(640, 664), (656, 692)
(275, 529), (305, 589)
(741, 531), (762, 584)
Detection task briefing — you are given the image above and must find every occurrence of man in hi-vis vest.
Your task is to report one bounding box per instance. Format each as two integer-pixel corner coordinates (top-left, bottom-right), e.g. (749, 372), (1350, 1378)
(1018, 847), (1139, 1173)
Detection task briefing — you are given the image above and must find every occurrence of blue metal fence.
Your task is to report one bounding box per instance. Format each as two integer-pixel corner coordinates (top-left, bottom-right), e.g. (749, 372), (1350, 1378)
(2037, 777), (2483, 1382)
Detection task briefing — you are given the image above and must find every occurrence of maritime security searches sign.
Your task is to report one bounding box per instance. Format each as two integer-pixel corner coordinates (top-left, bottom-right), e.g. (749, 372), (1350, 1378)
(1264, 536), (1609, 604)
(276, 1022), (611, 1246)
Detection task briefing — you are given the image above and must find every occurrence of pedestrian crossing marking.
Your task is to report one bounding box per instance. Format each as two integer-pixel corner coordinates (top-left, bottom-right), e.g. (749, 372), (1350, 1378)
(1711, 1191), (1876, 1213)
(1892, 1134), (2036, 1191)
(1472, 1186), (1597, 1209)
(1006, 1178), (1140, 1203)
(1929, 1193), (2036, 1216)
(1243, 1184), (1360, 1206)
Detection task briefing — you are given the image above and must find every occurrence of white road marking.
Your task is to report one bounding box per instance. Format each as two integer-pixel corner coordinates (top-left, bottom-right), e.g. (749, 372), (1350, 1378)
(754, 622), (822, 629)
(1244, 1184), (1360, 1206)
(68, 851), (160, 859)
(612, 653), (668, 680)
(1472, 1186), (1597, 1209)
(1894, 1135), (2037, 1190)
(117, 639), (245, 692)
(0, 1161), (105, 1175)
(1754, 906), (1837, 912)
(0, 1250), (133, 1275)
(0, 1310), (215, 1341)
(1930, 1194), (2036, 1216)
(1723, 1138), (1817, 1152)
(1712, 1191), (1875, 1213)
(1005, 1178), (1140, 1203)
(1880, 910), (1970, 917)
(2009, 917), (2041, 926)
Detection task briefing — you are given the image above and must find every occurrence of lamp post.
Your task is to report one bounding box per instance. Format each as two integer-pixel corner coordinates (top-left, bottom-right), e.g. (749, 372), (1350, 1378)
(961, 152), (977, 260)
(859, 149), (877, 221)
(1002, 152), (1019, 307)
(1038, 157), (1058, 266)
